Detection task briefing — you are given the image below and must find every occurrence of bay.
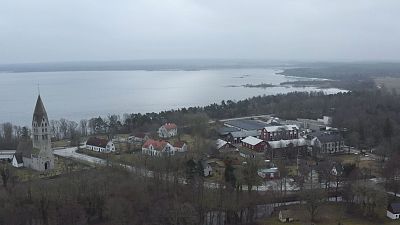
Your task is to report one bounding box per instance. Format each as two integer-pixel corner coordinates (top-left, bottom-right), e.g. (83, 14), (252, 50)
(0, 68), (345, 126)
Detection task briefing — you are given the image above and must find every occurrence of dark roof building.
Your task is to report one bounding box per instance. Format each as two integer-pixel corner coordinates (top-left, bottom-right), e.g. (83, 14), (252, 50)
(388, 203), (400, 219)
(86, 137), (109, 148)
(389, 203), (400, 214)
(217, 127), (240, 136)
(310, 131), (343, 143)
(308, 131), (345, 154)
(224, 119), (268, 131)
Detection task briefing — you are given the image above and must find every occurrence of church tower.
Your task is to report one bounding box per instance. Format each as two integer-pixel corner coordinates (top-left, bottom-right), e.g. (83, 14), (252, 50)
(32, 95), (53, 159)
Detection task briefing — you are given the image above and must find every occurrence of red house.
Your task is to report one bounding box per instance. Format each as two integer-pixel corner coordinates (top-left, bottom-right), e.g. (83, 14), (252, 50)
(261, 125), (299, 141)
(241, 136), (267, 152)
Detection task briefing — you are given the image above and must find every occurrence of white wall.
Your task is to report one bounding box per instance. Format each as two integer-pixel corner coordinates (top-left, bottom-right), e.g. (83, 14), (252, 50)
(387, 211), (400, 220)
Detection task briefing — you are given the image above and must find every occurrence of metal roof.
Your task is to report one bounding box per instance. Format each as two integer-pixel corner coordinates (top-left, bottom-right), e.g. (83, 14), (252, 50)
(264, 125), (299, 132)
(241, 136), (264, 146)
(230, 130), (259, 138)
(224, 119), (268, 131)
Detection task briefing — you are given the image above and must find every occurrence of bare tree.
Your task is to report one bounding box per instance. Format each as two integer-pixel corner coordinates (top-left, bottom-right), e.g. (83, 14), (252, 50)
(301, 188), (326, 222)
(79, 119), (88, 137)
(59, 118), (69, 139)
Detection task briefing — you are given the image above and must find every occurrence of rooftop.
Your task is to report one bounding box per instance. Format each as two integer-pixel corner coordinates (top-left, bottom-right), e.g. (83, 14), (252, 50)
(143, 139), (169, 151)
(309, 131), (343, 143)
(389, 203), (400, 214)
(230, 130), (259, 138)
(264, 125), (299, 133)
(224, 119), (268, 131)
(162, 123), (177, 130)
(241, 136), (264, 146)
(86, 137), (109, 148)
(217, 126), (240, 135)
(267, 138), (307, 149)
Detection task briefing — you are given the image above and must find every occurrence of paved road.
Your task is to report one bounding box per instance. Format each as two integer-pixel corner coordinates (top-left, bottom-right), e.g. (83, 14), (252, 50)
(54, 147), (106, 164)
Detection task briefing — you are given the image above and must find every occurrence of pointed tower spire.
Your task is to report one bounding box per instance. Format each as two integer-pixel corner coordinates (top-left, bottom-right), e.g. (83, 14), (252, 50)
(33, 95), (48, 124)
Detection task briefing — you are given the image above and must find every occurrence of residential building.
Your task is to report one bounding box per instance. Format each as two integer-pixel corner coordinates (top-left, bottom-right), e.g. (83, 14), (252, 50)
(241, 136), (267, 152)
(387, 203), (400, 220)
(261, 125), (299, 141)
(172, 141), (188, 152)
(258, 167), (280, 179)
(216, 139), (237, 152)
(128, 132), (150, 143)
(308, 131), (345, 154)
(142, 139), (176, 157)
(216, 126), (240, 139)
(86, 137), (115, 153)
(266, 138), (307, 159)
(158, 123), (178, 138)
(226, 130), (260, 144)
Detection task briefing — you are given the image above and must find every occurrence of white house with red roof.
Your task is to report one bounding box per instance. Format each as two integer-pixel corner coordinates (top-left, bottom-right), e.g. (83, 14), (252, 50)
(158, 123), (178, 138)
(172, 141), (188, 152)
(142, 139), (176, 157)
(86, 137), (115, 153)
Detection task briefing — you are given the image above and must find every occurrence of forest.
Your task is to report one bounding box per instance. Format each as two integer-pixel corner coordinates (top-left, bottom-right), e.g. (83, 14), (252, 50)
(2, 89), (400, 155)
(2, 88), (400, 224)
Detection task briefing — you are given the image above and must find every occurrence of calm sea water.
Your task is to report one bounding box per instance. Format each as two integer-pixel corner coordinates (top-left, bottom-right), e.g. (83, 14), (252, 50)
(0, 68), (345, 126)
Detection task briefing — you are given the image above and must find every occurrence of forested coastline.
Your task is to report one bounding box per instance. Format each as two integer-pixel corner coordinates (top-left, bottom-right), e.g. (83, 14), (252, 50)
(2, 89), (400, 155)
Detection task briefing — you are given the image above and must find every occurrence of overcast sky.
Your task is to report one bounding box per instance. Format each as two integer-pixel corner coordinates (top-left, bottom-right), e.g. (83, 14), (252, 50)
(1, 0), (400, 64)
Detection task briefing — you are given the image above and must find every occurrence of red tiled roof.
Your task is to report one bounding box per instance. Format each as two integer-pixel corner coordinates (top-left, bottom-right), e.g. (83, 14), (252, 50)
(143, 139), (168, 151)
(172, 141), (186, 148)
(163, 123), (177, 130)
(86, 137), (109, 148)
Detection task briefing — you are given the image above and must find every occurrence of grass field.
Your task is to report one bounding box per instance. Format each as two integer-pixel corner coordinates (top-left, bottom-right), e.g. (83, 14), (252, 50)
(331, 154), (382, 177)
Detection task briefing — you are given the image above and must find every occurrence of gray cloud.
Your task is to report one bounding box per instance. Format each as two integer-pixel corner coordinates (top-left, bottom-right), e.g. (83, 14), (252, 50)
(1, 0), (400, 63)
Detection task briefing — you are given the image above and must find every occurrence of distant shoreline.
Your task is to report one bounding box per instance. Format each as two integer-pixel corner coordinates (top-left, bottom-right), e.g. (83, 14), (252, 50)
(0, 60), (291, 73)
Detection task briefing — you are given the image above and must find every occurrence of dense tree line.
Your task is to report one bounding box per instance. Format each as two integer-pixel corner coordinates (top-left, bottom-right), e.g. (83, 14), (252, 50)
(31, 90), (400, 156)
(0, 123), (29, 149)
(0, 160), (273, 225)
(4, 89), (400, 157)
